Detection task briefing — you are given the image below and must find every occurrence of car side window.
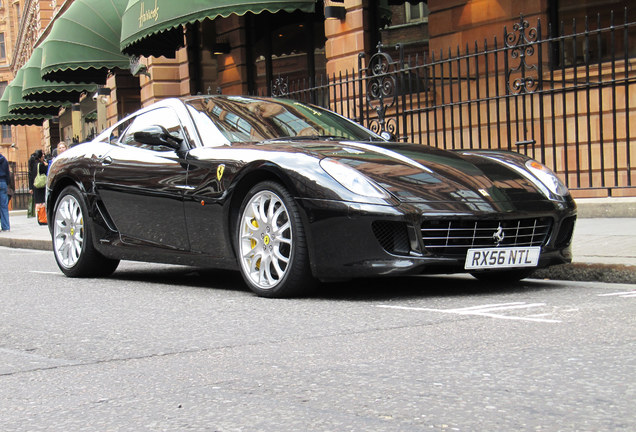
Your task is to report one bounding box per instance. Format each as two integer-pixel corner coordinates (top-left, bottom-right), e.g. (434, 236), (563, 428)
(110, 117), (133, 143)
(120, 107), (186, 151)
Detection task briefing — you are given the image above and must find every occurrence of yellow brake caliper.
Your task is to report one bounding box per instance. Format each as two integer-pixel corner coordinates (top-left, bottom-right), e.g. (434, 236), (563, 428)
(250, 218), (261, 270)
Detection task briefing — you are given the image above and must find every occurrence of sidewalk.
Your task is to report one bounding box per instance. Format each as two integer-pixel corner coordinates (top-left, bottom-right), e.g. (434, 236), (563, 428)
(532, 197), (636, 285)
(0, 209), (52, 251)
(1, 198), (635, 284)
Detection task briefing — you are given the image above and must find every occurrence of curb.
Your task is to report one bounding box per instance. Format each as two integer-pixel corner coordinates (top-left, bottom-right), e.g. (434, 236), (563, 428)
(3, 201), (635, 285)
(576, 197), (636, 218)
(1, 235), (633, 285)
(533, 263), (636, 285)
(0, 238), (52, 251)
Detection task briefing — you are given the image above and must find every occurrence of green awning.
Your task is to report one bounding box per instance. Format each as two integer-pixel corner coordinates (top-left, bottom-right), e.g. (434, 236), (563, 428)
(41, 0), (130, 84)
(84, 111), (98, 122)
(0, 87), (50, 126)
(22, 47), (97, 103)
(8, 68), (65, 116)
(120, 0), (316, 57)
(379, 0), (392, 21)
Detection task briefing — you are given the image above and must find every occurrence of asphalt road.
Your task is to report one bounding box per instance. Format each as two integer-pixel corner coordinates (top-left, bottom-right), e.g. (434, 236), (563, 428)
(1, 246), (634, 431)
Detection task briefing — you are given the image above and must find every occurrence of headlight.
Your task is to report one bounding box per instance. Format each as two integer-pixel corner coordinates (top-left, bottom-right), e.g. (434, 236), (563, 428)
(320, 158), (389, 198)
(525, 160), (569, 196)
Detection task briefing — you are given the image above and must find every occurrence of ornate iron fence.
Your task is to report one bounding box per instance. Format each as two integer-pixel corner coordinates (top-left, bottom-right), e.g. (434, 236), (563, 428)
(274, 10), (636, 196)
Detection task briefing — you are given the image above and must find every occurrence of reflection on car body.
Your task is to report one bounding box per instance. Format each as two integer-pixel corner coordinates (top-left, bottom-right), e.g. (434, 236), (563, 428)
(46, 96), (576, 297)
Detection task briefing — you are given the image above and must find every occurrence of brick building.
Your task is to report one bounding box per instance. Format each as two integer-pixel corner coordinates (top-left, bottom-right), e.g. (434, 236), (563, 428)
(0, 0), (634, 202)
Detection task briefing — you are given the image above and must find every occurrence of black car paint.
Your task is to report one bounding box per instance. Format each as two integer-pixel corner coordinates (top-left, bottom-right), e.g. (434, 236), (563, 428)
(47, 96), (576, 281)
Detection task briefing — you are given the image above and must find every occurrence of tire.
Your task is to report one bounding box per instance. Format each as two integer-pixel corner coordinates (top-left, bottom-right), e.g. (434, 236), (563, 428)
(236, 181), (316, 297)
(52, 186), (119, 278)
(470, 269), (535, 284)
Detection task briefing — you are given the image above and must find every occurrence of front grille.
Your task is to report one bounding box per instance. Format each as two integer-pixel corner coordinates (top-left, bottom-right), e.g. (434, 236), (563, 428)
(420, 218), (553, 257)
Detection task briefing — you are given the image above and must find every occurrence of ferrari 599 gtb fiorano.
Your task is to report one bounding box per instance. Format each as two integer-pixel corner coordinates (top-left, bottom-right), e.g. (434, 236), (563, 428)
(46, 96), (576, 297)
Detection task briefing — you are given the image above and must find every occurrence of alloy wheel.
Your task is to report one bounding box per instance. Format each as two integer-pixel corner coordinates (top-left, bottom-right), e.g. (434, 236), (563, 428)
(53, 194), (85, 269)
(238, 190), (293, 290)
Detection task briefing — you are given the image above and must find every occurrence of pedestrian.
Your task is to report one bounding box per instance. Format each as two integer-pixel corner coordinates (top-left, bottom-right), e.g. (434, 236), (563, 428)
(26, 151), (38, 217)
(0, 150), (10, 232)
(56, 141), (67, 156)
(29, 150), (47, 225)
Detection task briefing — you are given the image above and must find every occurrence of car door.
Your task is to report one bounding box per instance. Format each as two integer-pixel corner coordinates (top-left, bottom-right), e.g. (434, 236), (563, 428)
(94, 107), (191, 251)
(180, 102), (239, 259)
(181, 147), (233, 258)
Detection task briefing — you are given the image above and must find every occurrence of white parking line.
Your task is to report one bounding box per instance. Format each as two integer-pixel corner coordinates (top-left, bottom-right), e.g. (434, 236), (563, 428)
(376, 303), (561, 323)
(448, 302), (547, 313)
(444, 302), (524, 311)
(597, 291), (636, 298)
(29, 271), (60, 275)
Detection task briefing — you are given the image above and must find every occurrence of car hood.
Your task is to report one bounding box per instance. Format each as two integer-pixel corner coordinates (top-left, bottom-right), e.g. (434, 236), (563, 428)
(277, 140), (564, 212)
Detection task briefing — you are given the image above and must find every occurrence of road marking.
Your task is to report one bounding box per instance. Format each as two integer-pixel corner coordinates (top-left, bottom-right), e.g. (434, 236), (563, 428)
(448, 302), (547, 313)
(444, 302), (524, 311)
(29, 271), (60, 275)
(376, 303), (561, 323)
(597, 291), (636, 298)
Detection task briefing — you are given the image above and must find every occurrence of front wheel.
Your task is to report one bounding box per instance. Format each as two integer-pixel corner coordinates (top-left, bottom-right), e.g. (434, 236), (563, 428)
(236, 181), (316, 297)
(52, 186), (119, 278)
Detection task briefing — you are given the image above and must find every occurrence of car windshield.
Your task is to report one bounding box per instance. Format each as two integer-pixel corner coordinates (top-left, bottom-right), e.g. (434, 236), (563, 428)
(186, 96), (380, 145)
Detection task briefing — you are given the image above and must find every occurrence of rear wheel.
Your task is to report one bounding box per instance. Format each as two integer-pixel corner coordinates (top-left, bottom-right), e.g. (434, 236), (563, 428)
(52, 186), (119, 277)
(470, 269), (535, 284)
(236, 181), (316, 297)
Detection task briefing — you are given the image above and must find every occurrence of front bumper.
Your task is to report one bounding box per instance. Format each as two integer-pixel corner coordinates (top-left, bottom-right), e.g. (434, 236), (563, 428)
(297, 197), (576, 281)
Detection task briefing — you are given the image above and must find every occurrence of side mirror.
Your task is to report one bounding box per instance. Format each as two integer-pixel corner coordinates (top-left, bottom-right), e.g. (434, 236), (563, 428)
(380, 131), (395, 142)
(133, 125), (183, 150)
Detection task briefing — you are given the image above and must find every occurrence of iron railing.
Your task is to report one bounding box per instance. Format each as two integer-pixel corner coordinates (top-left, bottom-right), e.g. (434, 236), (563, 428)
(274, 10), (636, 195)
(8, 161), (31, 211)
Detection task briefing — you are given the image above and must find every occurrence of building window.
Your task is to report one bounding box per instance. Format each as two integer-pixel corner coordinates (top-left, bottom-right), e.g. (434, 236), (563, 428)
(555, 0), (635, 67)
(247, 9), (326, 96)
(0, 34), (5, 59)
(379, 2), (430, 58)
(405, 2), (429, 23)
(1, 124), (11, 140)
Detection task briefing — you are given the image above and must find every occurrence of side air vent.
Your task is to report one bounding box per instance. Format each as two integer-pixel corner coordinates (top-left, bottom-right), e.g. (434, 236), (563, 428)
(372, 221), (411, 255)
(555, 216), (576, 248)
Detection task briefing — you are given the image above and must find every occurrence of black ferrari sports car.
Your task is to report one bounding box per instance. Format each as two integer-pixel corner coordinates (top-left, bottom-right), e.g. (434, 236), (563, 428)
(46, 95), (576, 297)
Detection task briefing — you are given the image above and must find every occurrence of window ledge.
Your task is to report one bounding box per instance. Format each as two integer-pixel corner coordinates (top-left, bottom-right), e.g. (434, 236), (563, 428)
(382, 20), (428, 32)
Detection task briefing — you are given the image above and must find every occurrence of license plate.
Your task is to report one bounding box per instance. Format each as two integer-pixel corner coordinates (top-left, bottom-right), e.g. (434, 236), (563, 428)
(464, 246), (541, 270)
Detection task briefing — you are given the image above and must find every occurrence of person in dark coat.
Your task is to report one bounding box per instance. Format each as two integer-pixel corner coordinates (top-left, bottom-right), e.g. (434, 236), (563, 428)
(28, 150), (39, 191)
(0, 151), (10, 231)
(29, 150), (48, 223)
